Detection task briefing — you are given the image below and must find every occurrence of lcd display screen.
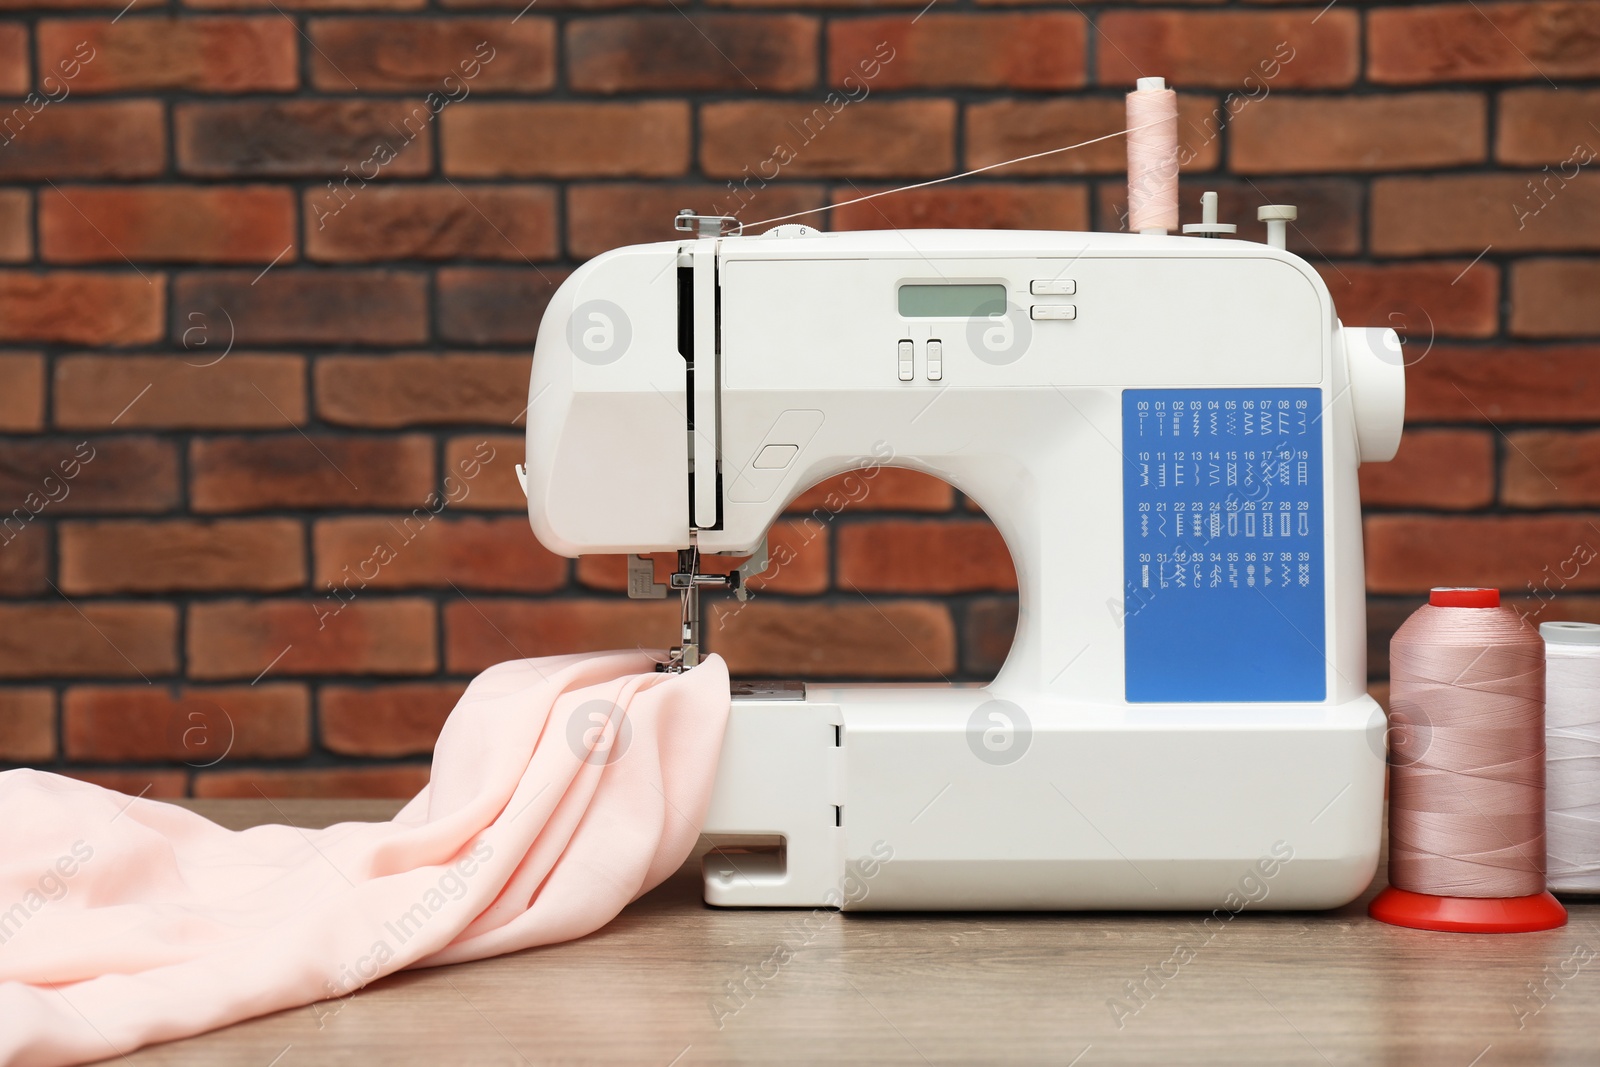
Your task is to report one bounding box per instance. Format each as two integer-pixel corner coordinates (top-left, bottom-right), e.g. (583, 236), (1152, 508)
(898, 284), (1006, 318)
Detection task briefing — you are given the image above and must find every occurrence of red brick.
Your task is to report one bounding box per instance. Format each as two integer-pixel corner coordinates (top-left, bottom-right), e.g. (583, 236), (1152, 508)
(1511, 260), (1600, 337)
(701, 100), (954, 179)
(0, 22), (24, 95)
(309, 19), (552, 91)
(838, 519), (1015, 594)
(444, 102), (690, 178)
(1370, 2), (1600, 84)
(1231, 93), (1486, 174)
(570, 14), (816, 92)
(60, 519), (305, 594)
(0, 272), (163, 346)
(172, 271), (427, 346)
(0, 520), (46, 595)
(831, 184), (1087, 232)
(1373, 174), (1600, 255)
(1094, 177), (1362, 254)
(1503, 431), (1600, 507)
(1317, 261), (1498, 340)
(785, 467), (953, 513)
(705, 600), (956, 678)
(0, 353), (44, 431)
(1096, 12), (1356, 88)
(962, 597), (1016, 679)
(976, 0), (1213, 4)
(307, 186), (556, 262)
(1407, 345), (1600, 423)
(438, 269), (567, 347)
(0, 189), (28, 262)
(63, 684), (309, 762)
(190, 434), (435, 512)
(707, 0), (915, 6)
(1498, 89), (1600, 166)
(440, 0), (668, 7)
(0, 102), (165, 180)
(176, 100), (434, 178)
(0, 603), (177, 679)
(194, 767), (429, 799)
(62, 770), (187, 799)
(444, 598), (680, 673)
(444, 435), (526, 511)
(830, 14), (1082, 90)
(1365, 514), (1600, 594)
(321, 682), (466, 757)
(54, 354), (307, 430)
(38, 17), (297, 94)
(314, 515), (565, 592)
(189, 598), (438, 680)
(0, 689), (55, 762)
(189, 0), (425, 10)
(0, 437), (180, 516)
(566, 184), (825, 261)
(577, 516), (827, 596)
(41, 186), (296, 265)
(965, 97), (1222, 176)
(315, 353), (528, 427)
(1358, 429), (1494, 510)
(0, 0), (164, 6)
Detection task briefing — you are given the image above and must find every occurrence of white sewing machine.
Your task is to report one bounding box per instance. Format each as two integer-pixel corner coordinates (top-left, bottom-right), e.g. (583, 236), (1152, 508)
(521, 197), (1405, 911)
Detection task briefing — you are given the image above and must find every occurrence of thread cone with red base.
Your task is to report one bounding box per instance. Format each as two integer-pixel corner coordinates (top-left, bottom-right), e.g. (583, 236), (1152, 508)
(1369, 886), (1567, 933)
(1371, 586), (1566, 933)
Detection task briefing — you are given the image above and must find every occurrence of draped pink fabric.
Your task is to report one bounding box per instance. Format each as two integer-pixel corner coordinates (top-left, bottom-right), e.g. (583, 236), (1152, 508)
(0, 651), (731, 1067)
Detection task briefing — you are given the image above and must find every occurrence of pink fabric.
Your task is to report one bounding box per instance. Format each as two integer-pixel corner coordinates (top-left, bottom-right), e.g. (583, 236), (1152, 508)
(0, 651), (730, 1067)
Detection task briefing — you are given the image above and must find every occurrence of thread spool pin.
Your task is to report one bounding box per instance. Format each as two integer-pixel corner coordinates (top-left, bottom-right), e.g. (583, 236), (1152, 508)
(1258, 204), (1297, 250)
(1181, 191), (1237, 239)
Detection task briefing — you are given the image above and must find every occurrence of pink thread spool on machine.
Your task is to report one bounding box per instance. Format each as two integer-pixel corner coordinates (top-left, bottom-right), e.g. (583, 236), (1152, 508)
(1372, 588), (1568, 933)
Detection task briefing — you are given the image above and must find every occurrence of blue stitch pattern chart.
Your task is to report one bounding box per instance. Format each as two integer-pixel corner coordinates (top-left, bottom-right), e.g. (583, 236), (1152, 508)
(1122, 388), (1327, 703)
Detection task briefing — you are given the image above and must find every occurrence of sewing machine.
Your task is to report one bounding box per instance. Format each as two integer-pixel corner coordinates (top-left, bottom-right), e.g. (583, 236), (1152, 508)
(520, 199), (1405, 911)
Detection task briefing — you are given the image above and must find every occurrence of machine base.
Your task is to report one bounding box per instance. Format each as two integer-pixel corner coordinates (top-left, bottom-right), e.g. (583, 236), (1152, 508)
(700, 686), (1386, 911)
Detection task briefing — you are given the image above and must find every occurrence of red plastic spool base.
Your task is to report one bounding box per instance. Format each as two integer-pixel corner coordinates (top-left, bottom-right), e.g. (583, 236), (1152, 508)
(1369, 886), (1568, 933)
(1428, 587), (1500, 608)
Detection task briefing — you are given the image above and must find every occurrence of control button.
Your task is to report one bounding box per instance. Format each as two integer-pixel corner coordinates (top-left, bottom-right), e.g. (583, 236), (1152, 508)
(897, 339), (914, 381)
(1030, 279), (1075, 296)
(927, 339), (943, 381)
(1030, 304), (1077, 320)
(753, 443), (799, 470)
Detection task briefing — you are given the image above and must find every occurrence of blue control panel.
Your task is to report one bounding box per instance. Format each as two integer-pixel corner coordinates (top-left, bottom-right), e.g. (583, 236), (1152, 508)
(1122, 388), (1326, 703)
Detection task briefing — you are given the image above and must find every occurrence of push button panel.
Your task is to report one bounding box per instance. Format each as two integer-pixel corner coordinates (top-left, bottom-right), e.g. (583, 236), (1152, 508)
(897, 339), (914, 381)
(1030, 278), (1077, 321)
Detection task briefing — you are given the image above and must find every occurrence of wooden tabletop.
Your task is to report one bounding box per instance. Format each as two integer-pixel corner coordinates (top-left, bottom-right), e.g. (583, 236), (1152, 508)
(112, 799), (1600, 1065)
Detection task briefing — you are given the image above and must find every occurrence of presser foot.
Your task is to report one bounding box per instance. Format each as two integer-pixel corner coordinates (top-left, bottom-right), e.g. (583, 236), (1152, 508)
(627, 540), (769, 673)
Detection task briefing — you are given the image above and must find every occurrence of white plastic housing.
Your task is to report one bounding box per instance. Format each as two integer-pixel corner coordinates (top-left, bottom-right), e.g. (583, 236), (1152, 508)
(525, 227), (1401, 910)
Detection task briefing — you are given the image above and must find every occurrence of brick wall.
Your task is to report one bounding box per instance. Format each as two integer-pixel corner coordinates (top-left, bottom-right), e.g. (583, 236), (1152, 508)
(0, 0), (1596, 796)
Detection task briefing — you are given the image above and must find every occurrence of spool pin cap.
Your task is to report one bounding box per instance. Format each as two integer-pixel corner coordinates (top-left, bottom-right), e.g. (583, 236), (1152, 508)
(1541, 620), (1600, 645)
(1372, 582), (1568, 933)
(1429, 587), (1499, 608)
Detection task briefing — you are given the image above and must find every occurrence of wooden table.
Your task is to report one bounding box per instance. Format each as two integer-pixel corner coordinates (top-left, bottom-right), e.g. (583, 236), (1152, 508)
(114, 800), (1600, 1065)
